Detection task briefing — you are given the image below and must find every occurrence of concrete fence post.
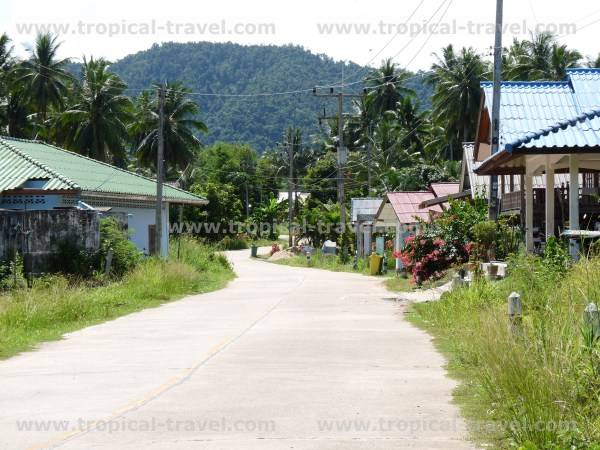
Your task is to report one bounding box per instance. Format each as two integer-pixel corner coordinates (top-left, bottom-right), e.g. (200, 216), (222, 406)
(584, 303), (600, 340)
(508, 292), (522, 335)
(104, 247), (114, 277)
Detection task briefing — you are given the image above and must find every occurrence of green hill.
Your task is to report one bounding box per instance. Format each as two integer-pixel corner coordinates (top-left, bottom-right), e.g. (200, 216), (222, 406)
(110, 42), (432, 151)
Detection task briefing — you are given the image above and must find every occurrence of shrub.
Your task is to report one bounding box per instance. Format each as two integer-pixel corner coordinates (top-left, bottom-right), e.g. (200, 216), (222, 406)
(472, 221), (498, 261)
(218, 235), (248, 250)
(99, 217), (142, 277)
(400, 228), (469, 284)
(49, 238), (101, 277)
(543, 236), (570, 272)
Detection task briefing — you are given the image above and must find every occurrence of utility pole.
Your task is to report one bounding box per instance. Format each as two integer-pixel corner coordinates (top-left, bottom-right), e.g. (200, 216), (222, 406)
(367, 122), (373, 196)
(489, 0), (503, 220)
(155, 84), (166, 257)
(313, 87), (363, 242)
(287, 134), (294, 248)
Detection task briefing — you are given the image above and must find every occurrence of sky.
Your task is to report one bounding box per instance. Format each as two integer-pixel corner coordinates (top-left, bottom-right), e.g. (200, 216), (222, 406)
(2, 0), (600, 71)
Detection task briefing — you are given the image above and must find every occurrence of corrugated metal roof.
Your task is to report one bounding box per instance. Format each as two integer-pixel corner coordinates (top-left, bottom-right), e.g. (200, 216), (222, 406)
(386, 191), (442, 224)
(505, 108), (600, 151)
(568, 68), (600, 110)
(0, 137), (207, 204)
(480, 69), (600, 152)
(350, 198), (382, 223)
(430, 182), (459, 198)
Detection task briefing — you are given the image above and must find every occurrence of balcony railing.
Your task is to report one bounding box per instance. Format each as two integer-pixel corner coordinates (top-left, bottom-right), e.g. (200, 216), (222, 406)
(500, 187), (600, 214)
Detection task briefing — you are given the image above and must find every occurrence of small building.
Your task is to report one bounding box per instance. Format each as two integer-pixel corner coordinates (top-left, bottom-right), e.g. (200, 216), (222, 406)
(277, 192), (310, 204)
(350, 197), (382, 257)
(473, 68), (600, 257)
(0, 137), (207, 257)
(421, 182), (463, 210)
(374, 192), (443, 269)
(460, 143), (490, 199)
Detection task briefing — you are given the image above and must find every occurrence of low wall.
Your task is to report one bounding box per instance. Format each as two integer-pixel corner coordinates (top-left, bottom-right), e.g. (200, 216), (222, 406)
(0, 209), (100, 274)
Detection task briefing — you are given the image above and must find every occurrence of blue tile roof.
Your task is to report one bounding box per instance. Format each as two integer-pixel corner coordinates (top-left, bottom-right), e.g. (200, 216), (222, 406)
(504, 108), (600, 151)
(481, 68), (600, 152)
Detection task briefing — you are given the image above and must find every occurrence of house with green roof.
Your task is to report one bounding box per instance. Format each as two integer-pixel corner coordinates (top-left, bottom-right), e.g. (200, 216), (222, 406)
(0, 137), (207, 256)
(473, 68), (600, 258)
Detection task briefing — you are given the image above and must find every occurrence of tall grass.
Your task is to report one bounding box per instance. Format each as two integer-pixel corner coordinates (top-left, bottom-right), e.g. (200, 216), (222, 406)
(410, 255), (600, 449)
(0, 237), (234, 359)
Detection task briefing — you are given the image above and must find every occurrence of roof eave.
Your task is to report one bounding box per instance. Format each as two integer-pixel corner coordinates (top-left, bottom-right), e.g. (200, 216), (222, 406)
(82, 191), (208, 206)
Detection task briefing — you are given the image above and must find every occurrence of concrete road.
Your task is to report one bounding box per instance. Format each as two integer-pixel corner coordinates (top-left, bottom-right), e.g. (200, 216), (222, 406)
(0, 249), (474, 450)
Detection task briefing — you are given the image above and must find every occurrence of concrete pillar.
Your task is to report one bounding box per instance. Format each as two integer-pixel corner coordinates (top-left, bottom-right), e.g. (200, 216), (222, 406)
(569, 155), (580, 260)
(355, 223), (363, 257)
(545, 157), (555, 239)
(364, 224), (372, 256)
(525, 172), (534, 253)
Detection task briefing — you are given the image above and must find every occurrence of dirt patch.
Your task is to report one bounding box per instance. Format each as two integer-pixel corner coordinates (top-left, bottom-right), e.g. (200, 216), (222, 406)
(268, 250), (294, 261)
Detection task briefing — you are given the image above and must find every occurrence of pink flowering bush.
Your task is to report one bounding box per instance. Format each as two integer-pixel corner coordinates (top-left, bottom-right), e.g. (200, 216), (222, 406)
(400, 231), (471, 284)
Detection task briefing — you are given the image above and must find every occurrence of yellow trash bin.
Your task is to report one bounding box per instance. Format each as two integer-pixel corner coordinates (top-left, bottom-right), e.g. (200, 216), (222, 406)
(369, 253), (383, 275)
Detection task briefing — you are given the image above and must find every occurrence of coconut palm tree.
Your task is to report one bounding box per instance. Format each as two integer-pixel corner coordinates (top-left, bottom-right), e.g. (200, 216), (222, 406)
(136, 81), (207, 172)
(588, 54), (600, 68)
(128, 90), (154, 151)
(18, 32), (69, 122)
(55, 57), (132, 162)
(0, 33), (13, 71)
(428, 45), (488, 159)
(364, 59), (414, 119)
(395, 96), (429, 153)
(505, 32), (582, 81)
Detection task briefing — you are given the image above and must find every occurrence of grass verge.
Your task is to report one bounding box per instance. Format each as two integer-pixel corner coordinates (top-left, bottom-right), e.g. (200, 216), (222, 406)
(407, 254), (600, 449)
(0, 238), (234, 359)
(270, 250), (450, 293)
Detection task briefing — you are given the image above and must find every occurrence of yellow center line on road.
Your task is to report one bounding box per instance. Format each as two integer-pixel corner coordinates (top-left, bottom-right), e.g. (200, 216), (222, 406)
(25, 335), (233, 450)
(26, 272), (306, 450)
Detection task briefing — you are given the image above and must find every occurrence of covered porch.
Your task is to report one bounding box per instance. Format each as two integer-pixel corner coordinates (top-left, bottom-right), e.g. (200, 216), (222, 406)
(477, 148), (600, 258)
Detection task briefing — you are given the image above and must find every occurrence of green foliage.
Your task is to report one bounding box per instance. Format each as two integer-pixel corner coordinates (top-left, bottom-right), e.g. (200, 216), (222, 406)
(504, 32), (582, 81)
(189, 181), (243, 240)
(110, 42), (433, 152)
(217, 236), (249, 251)
(251, 197), (284, 240)
(0, 254), (25, 290)
(543, 236), (570, 272)
(17, 32), (70, 122)
(135, 81), (207, 171)
(432, 198), (488, 251)
(411, 254), (600, 448)
(49, 238), (101, 278)
(428, 45), (489, 159)
(189, 141), (259, 221)
(52, 57), (133, 162)
(296, 198), (341, 248)
(99, 217), (142, 276)
(472, 221), (497, 261)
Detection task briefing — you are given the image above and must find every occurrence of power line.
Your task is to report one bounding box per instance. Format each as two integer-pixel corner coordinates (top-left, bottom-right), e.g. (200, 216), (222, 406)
(336, 0), (427, 85)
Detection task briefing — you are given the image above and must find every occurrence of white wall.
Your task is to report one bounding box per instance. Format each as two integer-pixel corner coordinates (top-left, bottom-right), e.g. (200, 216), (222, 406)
(108, 205), (169, 256)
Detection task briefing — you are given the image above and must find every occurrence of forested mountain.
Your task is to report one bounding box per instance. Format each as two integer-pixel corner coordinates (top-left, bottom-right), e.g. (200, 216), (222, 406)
(109, 42), (432, 151)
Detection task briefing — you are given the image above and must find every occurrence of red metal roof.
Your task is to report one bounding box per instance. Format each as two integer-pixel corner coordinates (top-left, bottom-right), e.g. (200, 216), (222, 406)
(386, 191), (443, 224)
(430, 182), (460, 198)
